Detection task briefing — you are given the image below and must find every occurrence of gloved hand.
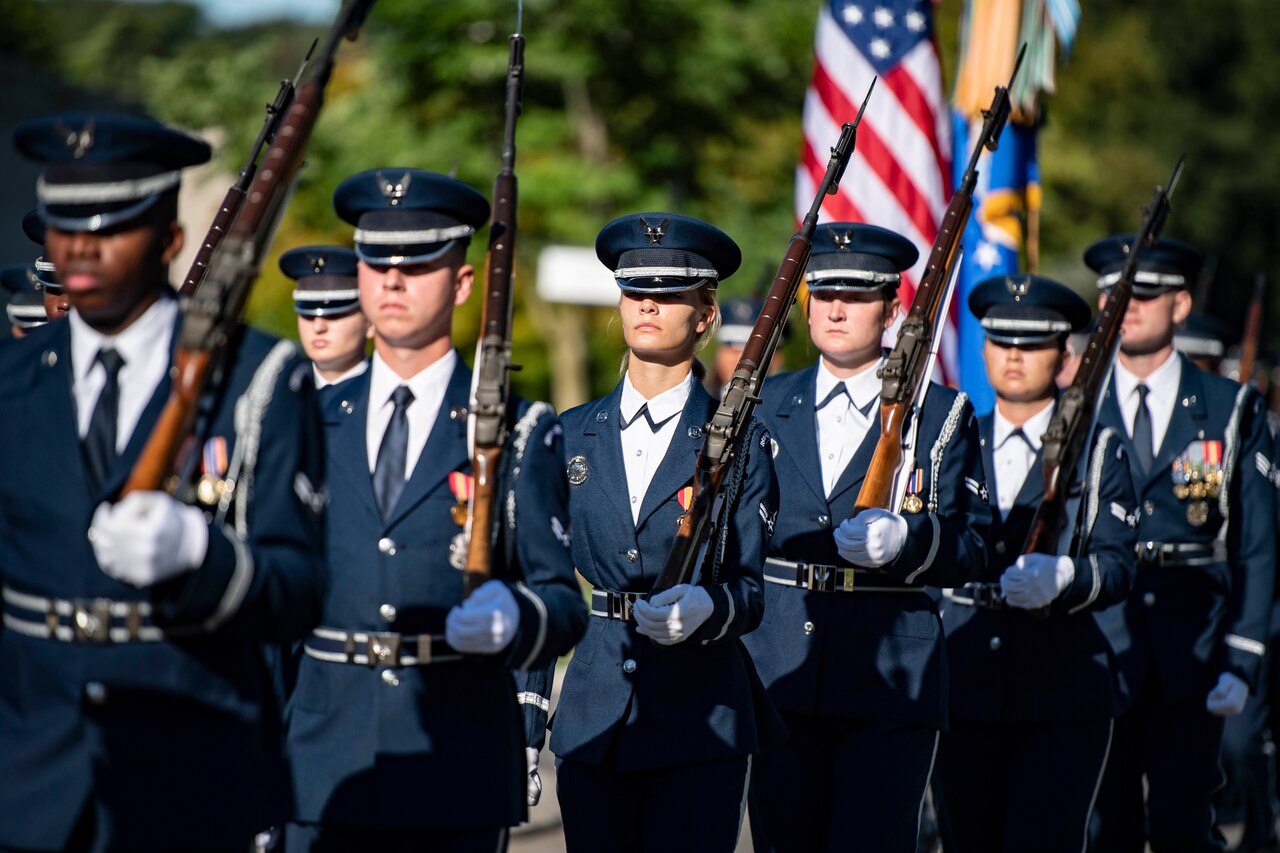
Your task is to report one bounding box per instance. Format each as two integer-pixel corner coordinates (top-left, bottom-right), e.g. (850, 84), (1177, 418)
(833, 509), (908, 568)
(526, 746), (542, 807)
(1206, 672), (1249, 716)
(445, 579), (519, 654)
(90, 492), (209, 587)
(1000, 554), (1075, 610)
(633, 584), (714, 646)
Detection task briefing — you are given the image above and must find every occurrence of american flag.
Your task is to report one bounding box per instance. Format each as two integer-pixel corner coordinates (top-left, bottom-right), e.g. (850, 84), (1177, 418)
(796, 0), (957, 383)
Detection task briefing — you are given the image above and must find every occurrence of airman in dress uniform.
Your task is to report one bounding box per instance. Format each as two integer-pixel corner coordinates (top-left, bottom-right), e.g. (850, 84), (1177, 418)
(280, 245), (371, 389)
(1, 264), (51, 338)
(932, 274), (1138, 852)
(22, 208), (69, 322)
(550, 212), (781, 853)
(1174, 312), (1235, 375)
(0, 111), (326, 852)
(282, 168), (586, 852)
(1086, 236), (1276, 852)
(742, 222), (991, 853)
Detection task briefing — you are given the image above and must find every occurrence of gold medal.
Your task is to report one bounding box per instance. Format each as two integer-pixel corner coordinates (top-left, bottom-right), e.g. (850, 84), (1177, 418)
(1190, 483), (1205, 500)
(902, 494), (924, 514)
(451, 501), (469, 527)
(1173, 484), (1189, 501)
(1186, 500), (1209, 526)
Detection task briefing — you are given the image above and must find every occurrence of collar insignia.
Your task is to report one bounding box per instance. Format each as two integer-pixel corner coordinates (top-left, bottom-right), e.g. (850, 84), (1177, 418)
(376, 171), (412, 205)
(640, 217), (669, 245)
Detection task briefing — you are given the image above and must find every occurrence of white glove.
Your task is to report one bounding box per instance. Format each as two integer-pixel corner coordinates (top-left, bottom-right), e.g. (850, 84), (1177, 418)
(633, 584), (714, 646)
(526, 746), (542, 807)
(833, 509), (908, 568)
(90, 492), (208, 587)
(445, 579), (519, 654)
(1206, 672), (1250, 716)
(1000, 554), (1075, 610)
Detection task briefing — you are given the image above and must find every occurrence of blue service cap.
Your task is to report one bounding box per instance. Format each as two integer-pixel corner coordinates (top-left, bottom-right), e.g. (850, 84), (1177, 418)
(333, 169), (490, 266)
(1, 265), (48, 331)
(967, 273), (1092, 346)
(1174, 312), (1235, 360)
(22, 209), (59, 292)
(596, 212), (740, 293)
(805, 222), (919, 291)
(280, 246), (361, 318)
(14, 112), (211, 233)
(1084, 234), (1203, 297)
(718, 297), (760, 346)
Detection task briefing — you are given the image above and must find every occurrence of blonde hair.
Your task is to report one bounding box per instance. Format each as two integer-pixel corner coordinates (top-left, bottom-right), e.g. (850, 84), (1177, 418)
(618, 282), (720, 377)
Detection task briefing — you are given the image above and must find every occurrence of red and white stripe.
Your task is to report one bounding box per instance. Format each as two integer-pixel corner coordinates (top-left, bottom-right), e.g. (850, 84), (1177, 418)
(796, 3), (957, 384)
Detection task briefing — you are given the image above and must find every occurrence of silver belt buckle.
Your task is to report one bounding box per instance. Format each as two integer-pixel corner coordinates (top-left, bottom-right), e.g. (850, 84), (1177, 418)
(611, 594), (634, 621)
(806, 564), (830, 591)
(72, 599), (111, 643)
(365, 632), (400, 667)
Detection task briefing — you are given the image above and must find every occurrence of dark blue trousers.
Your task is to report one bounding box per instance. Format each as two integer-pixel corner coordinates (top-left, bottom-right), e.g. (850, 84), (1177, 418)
(556, 754), (750, 853)
(284, 823), (507, 853)
(746, 712), (938, 853)
(1089, 672), (1227, 852)
(934, 717), (1113, 853)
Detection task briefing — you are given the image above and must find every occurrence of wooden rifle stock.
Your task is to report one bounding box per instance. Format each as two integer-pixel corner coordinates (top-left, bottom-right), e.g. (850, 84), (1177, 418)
(1238, 274), (1265, 385)
(463, 28), (526, 596)
(122, 0), (375, 498)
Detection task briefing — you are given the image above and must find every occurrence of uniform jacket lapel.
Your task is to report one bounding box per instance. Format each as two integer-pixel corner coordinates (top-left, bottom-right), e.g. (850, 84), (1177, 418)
(635, 383), (711, 532)
(384, 359), (471, 528)
(769, 367), (826, 505)
(29, 320), (90, 497)
(324, 370), (379, 516)
(1097, 376), (1138, 484)
(579, 383), (630, 521)
(1143, 356), (1207, 492)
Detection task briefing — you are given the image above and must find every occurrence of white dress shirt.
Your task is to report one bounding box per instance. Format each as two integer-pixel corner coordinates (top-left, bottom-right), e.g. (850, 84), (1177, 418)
(991, 400), (1055, 519)
(1113, 350), (1182, 456)
(69, 297), (178, 451)
(815, 357), (882, 497)
(365, 349), (457, 477)
(314, 359), (369, 389)
(619, 371), (692, 525)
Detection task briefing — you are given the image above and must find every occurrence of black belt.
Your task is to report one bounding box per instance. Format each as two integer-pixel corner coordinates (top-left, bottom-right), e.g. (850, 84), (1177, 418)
(1135, 541), (1225, 567)
(764, 557), (921, 593)
(945, 582), (1006, 610)
(2, 584), (169, 643)
(304, 628), (462, 667)
(590, 589), (643, 623)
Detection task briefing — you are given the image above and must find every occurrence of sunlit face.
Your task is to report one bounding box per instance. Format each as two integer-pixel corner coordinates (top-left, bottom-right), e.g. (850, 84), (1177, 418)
(297, 310), (372, 376)
(619, 289), (715, 364)
(358, 254), (472, 350)
(45, 217), (182, 332)
(983, 338), (1066, 403)
(807, 289), (898, 368)
(1100, 288), (1191, 357)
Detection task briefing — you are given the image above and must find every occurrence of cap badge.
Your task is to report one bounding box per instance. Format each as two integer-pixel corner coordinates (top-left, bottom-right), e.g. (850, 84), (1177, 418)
(306, 254), (327, 275)
(1005, 276), (1030, 299)
(640, 217), (669, 245)
(833, 230), (855, 251)
(376, 171), (413, 206)
(57, 119), (95, 159)
(24, 268), (41, 290)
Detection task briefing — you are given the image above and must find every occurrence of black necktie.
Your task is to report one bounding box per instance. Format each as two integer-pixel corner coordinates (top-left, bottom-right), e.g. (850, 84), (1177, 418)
(1131, 384), (1154, 474)
(82, 348), (125, 493)
(816, 383), (850, 411)
(621, 403), (678, 433)
(373, 385), (414, 519)
(1005, 427), (1035, 452)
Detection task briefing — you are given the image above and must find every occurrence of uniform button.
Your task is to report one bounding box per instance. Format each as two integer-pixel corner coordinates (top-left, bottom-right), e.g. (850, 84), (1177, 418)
(995, 541), (1007, 555)
(1145, 541), (1155, 551)
(622, 659), (637, 674)
(381, 670), (400, 686)
(85, 682), (107, 705)
(626, 549), (639, 562)
(379, 604), (397, 623)
(803, 621), (815, 635)
(817, 515), (831, 529)
(1143, 501), (1155, 516)
(1143, 592), (1156, 607)
(989, 637), (1002, 651)
(378, 537), (397, 556)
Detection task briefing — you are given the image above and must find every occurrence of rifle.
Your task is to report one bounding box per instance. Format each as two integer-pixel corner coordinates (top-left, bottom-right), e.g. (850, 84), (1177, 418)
(462, 9), (525, 597)
(852, 44), (1025, 517)
(1238, 273), (1265, 385)
(122, 0), (376, 498)
(178, 40), (316, 298)
(1021, 156), (1186, 562)
(650, 83), (872, 594)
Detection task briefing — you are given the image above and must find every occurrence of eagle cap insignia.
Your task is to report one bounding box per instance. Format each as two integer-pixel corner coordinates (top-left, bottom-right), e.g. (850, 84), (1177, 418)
(1005, 276), (1030, 300)
(640, 217), (669, 245)
(56, 119), (95, 159)
(833, 230), (855, 251)
(24, 268), (41, 289)
(376, 171), (412, 206)
(306, 254), (327, 275)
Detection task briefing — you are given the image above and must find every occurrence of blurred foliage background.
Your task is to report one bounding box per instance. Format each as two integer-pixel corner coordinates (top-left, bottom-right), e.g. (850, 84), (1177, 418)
(2, 0), (1277, 407)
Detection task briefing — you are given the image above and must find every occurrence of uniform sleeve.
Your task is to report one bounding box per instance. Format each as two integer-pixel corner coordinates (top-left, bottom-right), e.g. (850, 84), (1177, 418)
(1056, 429), (1138, 614)
(514, 664), (554, 751)
(884, 396), (991, 587)
(502, 413), (588, 671)
(154, 353), (326, 642)
(1223, 389), (1276, 689)
(690, 421), (778, 645)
